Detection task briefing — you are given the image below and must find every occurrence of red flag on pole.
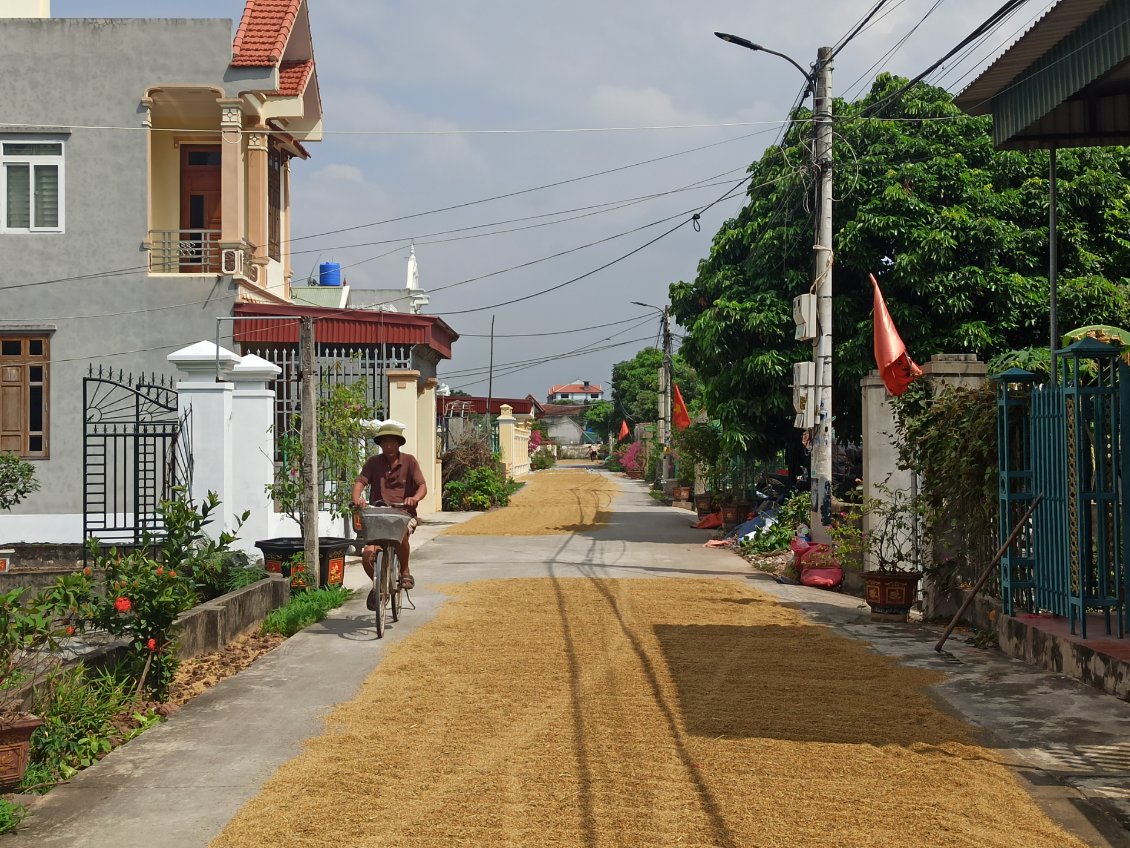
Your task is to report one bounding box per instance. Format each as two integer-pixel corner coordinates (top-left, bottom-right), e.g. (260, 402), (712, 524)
(871, 274), (922, 396)
(672, 383), (691, 431)
(618, 420), (630, 441)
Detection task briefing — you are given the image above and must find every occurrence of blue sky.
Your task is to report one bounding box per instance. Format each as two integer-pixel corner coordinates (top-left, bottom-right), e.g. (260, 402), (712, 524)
(53, 0), (1054, 399)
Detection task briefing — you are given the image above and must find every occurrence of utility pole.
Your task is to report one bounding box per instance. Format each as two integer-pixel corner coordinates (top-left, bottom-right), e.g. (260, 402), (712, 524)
(661, 306), (673, 486)
(811, 46), (834, 538)
(300, 316), (321, 589)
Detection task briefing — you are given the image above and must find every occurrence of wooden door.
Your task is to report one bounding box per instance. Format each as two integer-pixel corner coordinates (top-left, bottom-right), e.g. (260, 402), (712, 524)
(180, 145), (222, 271)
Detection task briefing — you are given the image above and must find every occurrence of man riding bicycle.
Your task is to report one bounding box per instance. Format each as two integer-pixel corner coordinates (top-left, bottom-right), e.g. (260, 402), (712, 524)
(351, 420), (428, 610)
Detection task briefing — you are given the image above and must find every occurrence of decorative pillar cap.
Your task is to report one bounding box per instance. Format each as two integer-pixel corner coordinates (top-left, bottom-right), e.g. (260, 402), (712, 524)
(229, 352), (281, 383)
(168, 340), (241, 382)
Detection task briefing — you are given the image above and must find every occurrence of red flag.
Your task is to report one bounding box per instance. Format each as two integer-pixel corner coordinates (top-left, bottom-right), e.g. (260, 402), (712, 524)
(871, 274), (922, 396)
(672, 383), (691, 431)
(618, 420), (630, 441)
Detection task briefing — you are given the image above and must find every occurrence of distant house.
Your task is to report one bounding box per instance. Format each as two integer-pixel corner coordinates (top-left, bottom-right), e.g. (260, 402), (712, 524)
(547, 380), (604, 403)
(539, 403), (598, 446)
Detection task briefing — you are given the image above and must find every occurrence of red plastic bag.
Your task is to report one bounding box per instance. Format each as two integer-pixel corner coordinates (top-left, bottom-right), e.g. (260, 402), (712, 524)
(693, 512), (723, 529)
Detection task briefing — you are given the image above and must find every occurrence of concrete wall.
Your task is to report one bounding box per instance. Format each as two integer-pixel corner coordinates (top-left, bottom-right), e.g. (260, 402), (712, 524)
(861, 354), (989, 613)
(0, 18), (258, 516)
(545, 416), (585, 445)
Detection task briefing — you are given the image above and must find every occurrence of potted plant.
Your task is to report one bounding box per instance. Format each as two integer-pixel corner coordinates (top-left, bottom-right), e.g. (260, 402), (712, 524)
(0, 587), (62, 790)
(620, 441), (645, 480)
(260, 382), (377, 588)
(855, 487), (927, 622)
(672, 423), (722, 514)
(672, 460), (693, 503)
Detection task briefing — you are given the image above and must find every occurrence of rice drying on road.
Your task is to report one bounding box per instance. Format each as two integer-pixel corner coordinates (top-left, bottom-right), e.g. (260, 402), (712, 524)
(443, 467), (619, 536)
(210, 577), (1083, 848)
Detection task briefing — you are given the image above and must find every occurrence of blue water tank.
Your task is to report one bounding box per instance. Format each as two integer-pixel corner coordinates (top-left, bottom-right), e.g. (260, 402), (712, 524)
(318, 262), (342, 287)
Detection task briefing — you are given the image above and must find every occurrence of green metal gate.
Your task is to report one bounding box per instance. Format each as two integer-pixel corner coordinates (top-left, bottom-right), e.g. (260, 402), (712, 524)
(994, 339), (1128, 639)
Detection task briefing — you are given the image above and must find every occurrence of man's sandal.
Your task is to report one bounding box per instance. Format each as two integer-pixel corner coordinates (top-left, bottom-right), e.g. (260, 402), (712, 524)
(400, 573), (415, 590)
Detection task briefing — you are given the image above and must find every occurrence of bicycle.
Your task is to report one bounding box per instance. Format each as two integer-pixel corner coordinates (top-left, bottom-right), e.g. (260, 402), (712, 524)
(352, 503), (414, 638)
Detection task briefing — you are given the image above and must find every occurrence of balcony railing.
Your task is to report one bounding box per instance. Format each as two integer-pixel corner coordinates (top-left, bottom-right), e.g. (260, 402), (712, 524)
(148, 229), (222, 274)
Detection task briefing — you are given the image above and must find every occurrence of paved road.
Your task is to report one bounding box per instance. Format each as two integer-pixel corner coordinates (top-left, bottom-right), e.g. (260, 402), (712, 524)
(11, 471), (1130, 846)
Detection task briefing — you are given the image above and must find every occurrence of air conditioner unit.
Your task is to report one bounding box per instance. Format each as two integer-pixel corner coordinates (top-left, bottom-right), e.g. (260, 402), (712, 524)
(792, 360), (815, 429)
(793, 293), (817, 341)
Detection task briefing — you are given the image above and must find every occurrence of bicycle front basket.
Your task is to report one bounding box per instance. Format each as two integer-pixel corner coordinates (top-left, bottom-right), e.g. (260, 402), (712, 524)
(355, 506), (413, 544)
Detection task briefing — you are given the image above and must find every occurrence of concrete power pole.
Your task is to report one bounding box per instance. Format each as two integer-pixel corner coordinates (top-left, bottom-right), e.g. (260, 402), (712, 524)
(811, 46), (834, 538)
(661, 306), (673, 486)
(300, 316), (321, 588)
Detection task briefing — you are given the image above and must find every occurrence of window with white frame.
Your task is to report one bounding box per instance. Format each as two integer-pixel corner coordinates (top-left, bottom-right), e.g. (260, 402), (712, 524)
(1, 140), (64, 233)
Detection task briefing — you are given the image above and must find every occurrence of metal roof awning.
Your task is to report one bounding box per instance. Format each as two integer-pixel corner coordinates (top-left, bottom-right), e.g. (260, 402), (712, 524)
(233, 303), (458, 360)
(954, 0), (1130, 150)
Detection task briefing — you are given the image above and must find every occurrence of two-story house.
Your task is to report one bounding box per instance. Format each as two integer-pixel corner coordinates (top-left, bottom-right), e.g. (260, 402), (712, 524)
(0, 1), (455, 543)
(547, 380), (604, 404)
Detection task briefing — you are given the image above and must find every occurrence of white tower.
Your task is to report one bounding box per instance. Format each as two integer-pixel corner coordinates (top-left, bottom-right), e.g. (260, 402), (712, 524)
(405, 244), (429, 314)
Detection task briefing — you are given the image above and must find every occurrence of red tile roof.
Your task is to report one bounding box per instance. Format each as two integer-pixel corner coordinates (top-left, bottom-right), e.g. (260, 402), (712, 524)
(275, 59), (314, 96)
(440, 397), (541, 417)
(231, 0), (302, 67)
(549, 382), (603, 394)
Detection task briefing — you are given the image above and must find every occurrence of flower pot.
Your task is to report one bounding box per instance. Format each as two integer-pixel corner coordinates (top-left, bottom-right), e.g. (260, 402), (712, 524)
(0, 715), (42, 791)
(693, 492), (714, 516)
(254, 537), (353, 588)
(720, 503), (748, 529)
(671, 486), (692, 502)
(862, 571), (921, 622)
(625, 470), (643, 480)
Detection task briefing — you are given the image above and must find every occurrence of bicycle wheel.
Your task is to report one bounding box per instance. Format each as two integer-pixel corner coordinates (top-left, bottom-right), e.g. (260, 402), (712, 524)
(374, 548), (388, 638)
(386, 544), (401, 622)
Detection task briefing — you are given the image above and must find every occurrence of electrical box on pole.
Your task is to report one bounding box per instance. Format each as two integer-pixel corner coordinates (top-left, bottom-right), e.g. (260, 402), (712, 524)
(793, 293), (817, 341)
(792, 360), (815, 429)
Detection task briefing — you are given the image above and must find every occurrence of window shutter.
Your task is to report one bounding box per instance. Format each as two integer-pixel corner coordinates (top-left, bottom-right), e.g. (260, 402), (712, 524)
(34, 165), (58, 229)
(5, 164), (30, 229)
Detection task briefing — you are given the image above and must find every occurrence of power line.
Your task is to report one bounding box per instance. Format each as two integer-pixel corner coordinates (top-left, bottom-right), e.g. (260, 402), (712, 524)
(291, 168), (749, 258)
(286, 126), (781, 244)
(440, 317), (657, 379)
(458, 314), (653, 338)
(433, 175), (752, 317)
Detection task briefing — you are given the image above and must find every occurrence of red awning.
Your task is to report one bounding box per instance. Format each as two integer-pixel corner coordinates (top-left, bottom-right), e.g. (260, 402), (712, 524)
(233, 303), (458, 360)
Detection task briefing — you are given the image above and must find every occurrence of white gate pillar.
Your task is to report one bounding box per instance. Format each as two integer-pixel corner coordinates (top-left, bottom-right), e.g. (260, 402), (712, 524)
(228, 354), (281, 550)
(168, 341), (239, 537)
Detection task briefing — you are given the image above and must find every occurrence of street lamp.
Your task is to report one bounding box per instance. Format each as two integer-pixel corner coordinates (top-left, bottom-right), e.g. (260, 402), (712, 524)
(715, 32), (836, 539)
(631, 301), (673, 486)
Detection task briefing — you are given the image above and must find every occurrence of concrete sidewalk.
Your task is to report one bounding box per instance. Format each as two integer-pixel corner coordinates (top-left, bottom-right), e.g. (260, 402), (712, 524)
(8, 511), (477, 848)
(10, 474), (1130, 846)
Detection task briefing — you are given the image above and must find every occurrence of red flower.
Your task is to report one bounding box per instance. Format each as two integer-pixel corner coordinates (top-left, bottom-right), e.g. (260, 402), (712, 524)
(65, 625), (76, 636)
(156, 566), (164, 576)
(146, 638), (157, 651)
(168, 570), (177, 579)
(82, 566), (92, 577)
(114, 596), (132, 614)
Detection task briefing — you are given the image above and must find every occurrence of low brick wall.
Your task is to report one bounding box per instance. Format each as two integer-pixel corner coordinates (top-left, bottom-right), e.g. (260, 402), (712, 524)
(173, 574), (290, 658)
(998, 614), (1130, 702)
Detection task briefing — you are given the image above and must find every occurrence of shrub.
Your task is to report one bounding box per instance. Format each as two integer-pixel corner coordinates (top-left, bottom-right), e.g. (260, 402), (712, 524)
(443, 466), (519, 511)
(530, 448), (556, 471)
(0, 453), (38, 511)
(261, 585), (353, 637)
(26, 664), (150, 785)
(621, 441), (644, 473)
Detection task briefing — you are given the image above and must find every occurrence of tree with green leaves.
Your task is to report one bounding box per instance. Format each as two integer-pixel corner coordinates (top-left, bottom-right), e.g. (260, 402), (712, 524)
(583, 400), (615, 442)
(610, 347), (701, 425)
(670, 74), (1130, 460)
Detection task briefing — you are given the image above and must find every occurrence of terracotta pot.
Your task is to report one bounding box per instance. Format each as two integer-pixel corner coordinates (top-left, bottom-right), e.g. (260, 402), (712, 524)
(862, 571), (921, 622)
(672, 486), (691, 501)
(720, 503), (748, 528)
(693, 492), (714, 516)
(0, 715), (43, 791)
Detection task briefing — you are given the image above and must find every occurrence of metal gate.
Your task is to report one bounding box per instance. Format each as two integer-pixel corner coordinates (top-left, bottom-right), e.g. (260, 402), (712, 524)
(83, 367), (192, 548)
(995, 338), (1128, 638)
(240, 343), (413, 452)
